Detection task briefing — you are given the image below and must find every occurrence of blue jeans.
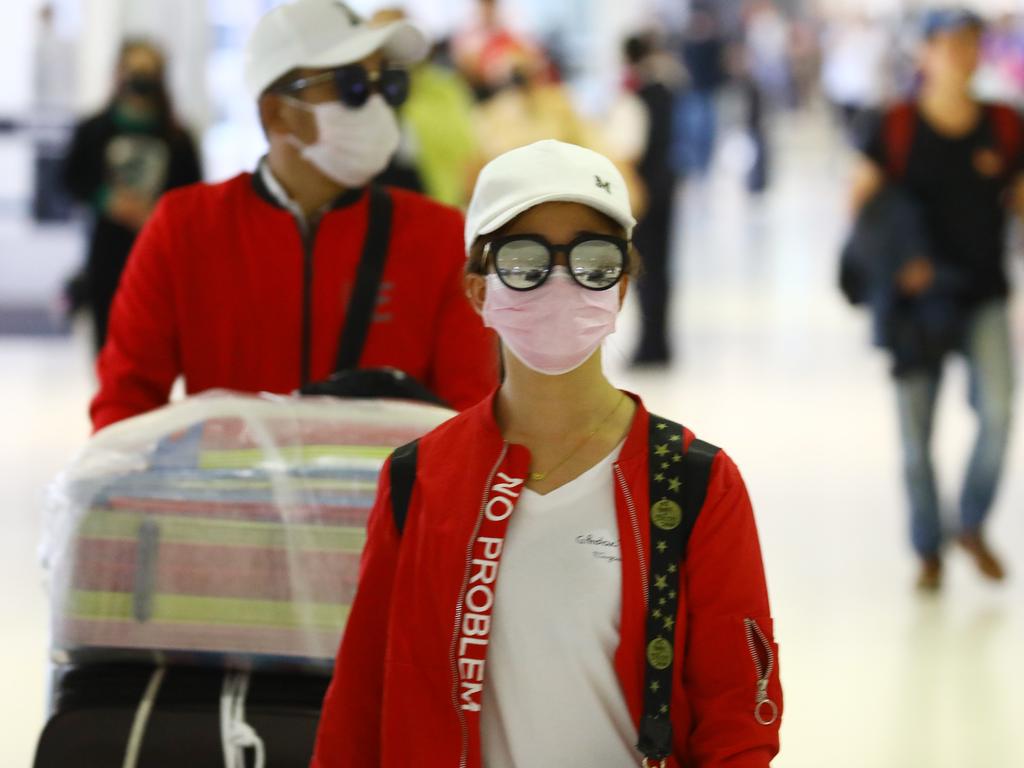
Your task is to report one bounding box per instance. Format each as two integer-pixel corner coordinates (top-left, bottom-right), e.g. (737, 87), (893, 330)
(674, 90), (717, 177)
(895, 300), (1015, 558)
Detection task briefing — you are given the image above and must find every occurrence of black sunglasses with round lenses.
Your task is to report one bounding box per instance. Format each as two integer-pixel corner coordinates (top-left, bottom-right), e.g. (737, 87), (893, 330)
(276, 65), (410, 108)
(484, 234), (629, 291)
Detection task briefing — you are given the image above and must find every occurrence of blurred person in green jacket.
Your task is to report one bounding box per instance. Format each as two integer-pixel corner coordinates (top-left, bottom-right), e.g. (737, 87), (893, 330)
(375, 9), (479, 209)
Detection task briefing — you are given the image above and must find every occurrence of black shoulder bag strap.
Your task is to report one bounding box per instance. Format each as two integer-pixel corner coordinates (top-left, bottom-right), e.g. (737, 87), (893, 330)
(389, 439), (419, 536)
(335, 185), (394, 372)
(637, 415), (720, 767)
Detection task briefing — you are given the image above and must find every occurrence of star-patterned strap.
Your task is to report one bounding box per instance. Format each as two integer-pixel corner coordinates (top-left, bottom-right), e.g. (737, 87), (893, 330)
(637, 416), (720, 763)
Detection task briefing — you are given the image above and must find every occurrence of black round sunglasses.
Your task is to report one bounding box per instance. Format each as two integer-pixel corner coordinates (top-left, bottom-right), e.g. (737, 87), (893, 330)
(484, 234), (629, 291)
(274, 64), (410, 109)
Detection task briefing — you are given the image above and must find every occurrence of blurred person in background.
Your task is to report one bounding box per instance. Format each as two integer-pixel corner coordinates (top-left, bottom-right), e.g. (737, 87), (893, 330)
(466, 14), (642, 203)
(977, 13), (1024, 106)
(63, 39), (201, 353)
(677, 2), (727, 178)
(452, 0), (550, 102)
(623, 32), (683, 367)
(744, 0), (793, 109)
(850, 9), (1024, 591)
(821, 13), (893, 142)
(373, 8), (480, 208)
(90, 0), (497, 432)
(472, 52), (583, 159)
(731, 1), (789, 195)
(473, 51), (648, 235)
(787, 14), (821, 110)
(32, 3), (76, 224)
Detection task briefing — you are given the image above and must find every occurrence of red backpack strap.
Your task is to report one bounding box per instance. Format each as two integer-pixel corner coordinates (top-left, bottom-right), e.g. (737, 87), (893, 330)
(883, 102), (917, 180)
(985, 103), (1024, 171)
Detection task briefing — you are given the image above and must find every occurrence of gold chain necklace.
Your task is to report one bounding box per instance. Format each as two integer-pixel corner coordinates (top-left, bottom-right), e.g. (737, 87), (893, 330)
(529, 394), (627, 482)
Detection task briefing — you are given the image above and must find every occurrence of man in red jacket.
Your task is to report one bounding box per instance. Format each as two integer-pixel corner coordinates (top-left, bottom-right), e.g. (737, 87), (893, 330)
(91, 0), (497, 431)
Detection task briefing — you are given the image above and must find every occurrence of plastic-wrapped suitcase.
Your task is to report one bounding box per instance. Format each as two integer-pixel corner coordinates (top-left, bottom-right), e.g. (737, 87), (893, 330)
(44, 392), (452, 670)
(36, 391), (454, 765)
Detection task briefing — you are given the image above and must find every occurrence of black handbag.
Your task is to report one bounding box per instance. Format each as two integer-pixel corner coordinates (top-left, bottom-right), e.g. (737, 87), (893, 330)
(34, 664), (327, 768)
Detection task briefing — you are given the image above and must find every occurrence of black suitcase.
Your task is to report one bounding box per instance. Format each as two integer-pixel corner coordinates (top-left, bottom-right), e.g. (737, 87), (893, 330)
(34, 664), (327, 768)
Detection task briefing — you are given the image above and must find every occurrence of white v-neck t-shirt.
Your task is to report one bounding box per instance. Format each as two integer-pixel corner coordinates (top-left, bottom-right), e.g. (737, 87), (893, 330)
(480, 440), (640, 767)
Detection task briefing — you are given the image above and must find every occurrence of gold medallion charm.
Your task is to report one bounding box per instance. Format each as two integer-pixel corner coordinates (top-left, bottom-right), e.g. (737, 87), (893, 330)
(647, 637), (673, 670)
(651, 499), (682, 531)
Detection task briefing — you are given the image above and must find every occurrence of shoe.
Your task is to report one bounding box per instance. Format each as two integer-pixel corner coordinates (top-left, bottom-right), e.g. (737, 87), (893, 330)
(957, 533), (1006, 582)
(631, 353), (671, 369)
(916, 556), (943, 593)
(631, 342), (671, 369)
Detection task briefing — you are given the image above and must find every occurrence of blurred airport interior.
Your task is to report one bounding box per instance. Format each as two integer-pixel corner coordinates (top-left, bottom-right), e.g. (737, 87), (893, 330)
(3, 0), (1024, 767)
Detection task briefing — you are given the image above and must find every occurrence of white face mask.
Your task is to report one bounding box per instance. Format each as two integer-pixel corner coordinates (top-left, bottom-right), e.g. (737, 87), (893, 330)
(284, 94), (401, 188)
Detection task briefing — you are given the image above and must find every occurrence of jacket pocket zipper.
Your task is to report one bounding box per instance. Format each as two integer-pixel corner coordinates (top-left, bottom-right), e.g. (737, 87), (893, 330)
(743, 617), (779, 726)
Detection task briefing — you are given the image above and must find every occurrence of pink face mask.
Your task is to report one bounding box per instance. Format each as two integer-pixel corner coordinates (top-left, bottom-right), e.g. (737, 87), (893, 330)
(482, 267), (619, 375)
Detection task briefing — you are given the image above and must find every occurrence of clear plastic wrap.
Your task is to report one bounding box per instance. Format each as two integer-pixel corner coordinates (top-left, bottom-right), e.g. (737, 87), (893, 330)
(43, 391), (454, 674)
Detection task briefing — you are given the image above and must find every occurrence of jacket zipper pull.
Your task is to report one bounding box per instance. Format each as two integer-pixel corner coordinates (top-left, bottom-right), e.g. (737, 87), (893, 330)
(745, 618), (779, 727)
(754, 675), (778, 725)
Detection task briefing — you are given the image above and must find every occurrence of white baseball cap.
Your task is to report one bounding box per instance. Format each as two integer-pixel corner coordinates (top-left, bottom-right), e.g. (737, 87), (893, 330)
(244, 0), (429, 99)
(465, 140), (636, 252)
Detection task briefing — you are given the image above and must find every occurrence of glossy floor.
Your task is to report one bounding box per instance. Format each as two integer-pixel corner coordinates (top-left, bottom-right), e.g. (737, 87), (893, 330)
(2, 109), (1022, 767)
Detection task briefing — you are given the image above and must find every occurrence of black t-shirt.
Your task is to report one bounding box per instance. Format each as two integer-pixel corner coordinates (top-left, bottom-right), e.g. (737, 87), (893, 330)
(859, 105), (1024, 305)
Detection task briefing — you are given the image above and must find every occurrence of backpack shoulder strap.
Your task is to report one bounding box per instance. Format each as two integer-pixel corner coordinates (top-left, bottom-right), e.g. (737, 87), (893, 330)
(389, 439), (419, 536)
(637, 415), (721, 764)
(681, 437), (719, 546)
(883, 102), (917, 180)
(986, 103), (1024, 169)
(335, 185), (394, 373)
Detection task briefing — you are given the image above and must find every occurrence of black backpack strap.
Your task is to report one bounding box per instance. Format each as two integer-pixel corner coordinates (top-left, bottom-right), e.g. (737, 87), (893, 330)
(335, 185), (394, 372)
(637, 415), (720, 765)
(389, 439), (419, 536)
(681, 438), (719, 535)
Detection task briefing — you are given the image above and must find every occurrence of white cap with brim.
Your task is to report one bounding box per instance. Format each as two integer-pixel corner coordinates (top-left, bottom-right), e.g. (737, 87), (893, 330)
(244, 0), (429, 99)
(464, 140), (637, 253)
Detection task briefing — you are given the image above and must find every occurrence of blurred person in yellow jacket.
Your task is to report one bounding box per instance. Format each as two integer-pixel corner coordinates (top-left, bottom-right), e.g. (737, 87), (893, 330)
(472, 51), (647, 220)
(374, 9), (479, 208)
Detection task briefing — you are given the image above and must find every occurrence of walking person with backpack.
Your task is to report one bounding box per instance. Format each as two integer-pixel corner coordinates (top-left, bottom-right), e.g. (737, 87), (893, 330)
(311, 140), (782, 767)
(849, 9), (1024, 591)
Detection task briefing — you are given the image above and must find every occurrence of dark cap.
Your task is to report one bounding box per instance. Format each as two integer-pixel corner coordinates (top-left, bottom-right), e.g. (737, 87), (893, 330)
(922, 8), (985, 40)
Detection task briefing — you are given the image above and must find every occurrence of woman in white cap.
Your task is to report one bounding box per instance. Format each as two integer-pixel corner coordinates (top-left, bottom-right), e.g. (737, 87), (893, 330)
(312, 140), (782, 768)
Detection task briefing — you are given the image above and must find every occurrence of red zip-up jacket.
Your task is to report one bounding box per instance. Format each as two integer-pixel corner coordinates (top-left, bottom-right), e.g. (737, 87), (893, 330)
(90, 172), (498, 431)
(312, 392), (782, 767)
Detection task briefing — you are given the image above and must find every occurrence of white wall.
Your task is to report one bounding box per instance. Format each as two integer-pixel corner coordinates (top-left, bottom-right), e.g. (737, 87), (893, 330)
(0, 2), (57, 116)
